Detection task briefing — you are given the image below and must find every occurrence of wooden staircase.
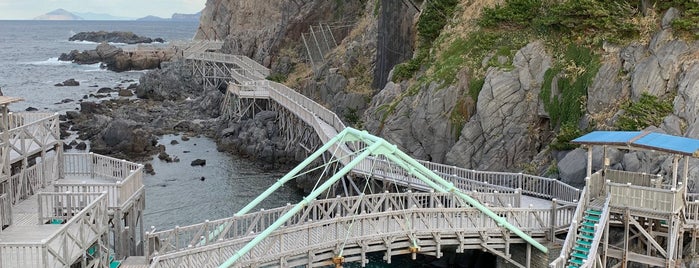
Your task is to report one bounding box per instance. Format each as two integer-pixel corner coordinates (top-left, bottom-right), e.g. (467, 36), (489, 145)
(567, 209), (602, 267)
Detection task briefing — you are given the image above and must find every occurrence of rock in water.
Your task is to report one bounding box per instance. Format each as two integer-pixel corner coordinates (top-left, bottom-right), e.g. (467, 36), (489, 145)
(118, 89), (134, 97)
(191, 159), (206, 166)
(55, 78), (80, 87)
(69, 31), (165, 44)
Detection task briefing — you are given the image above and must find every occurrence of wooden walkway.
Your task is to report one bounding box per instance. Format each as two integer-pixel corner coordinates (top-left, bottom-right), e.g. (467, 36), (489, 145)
(174, 51), (699, 268)
(141, 52), (589, 268)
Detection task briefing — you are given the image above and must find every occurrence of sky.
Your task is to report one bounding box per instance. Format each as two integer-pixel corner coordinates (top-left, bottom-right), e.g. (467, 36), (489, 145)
(0, 0), (206, 20)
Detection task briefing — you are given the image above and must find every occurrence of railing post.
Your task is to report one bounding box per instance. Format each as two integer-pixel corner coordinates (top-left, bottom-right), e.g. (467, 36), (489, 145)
(517, 172), (523, 192)
(37, 193), (43, 224)
(89, 152), (95, 179)
(550, 198), (557, 240)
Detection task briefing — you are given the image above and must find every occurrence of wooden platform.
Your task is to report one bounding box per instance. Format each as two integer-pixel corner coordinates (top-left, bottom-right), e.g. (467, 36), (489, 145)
(120, 256), (149, 268)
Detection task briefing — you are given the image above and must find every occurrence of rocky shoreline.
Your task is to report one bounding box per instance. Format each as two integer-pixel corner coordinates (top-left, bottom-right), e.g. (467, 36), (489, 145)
(61, 59), (299, 173)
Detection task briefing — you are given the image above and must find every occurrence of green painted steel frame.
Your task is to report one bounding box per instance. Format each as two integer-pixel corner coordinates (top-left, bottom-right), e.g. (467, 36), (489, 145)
(219, 127), (548, 268)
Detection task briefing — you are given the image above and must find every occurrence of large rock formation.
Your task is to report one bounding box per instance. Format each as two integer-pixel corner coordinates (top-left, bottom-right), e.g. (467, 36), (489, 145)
(69, 31), (165, 44)
(443, 42), (551, 170)
(59, 43), (173, 72)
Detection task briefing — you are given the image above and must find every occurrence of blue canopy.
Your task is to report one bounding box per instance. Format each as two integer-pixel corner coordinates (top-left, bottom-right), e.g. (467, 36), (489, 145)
(571, 131), (699, 157)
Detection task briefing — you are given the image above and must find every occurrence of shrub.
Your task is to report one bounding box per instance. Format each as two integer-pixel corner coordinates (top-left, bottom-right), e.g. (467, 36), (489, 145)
(615, 93), (674, 130)
(540, 44), (599, 129)
(266, 73), (287, 83)
(479, 0), (542, 28)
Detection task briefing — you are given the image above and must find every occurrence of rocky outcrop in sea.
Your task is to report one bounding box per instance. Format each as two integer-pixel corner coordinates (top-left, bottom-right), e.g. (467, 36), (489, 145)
(59, 43), (173, 72)
(69, 31), (165, 44)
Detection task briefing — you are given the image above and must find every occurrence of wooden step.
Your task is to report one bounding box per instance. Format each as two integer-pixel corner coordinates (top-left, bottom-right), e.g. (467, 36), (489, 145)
(586, 209), (602, 216)
(572, 252), (587, 259)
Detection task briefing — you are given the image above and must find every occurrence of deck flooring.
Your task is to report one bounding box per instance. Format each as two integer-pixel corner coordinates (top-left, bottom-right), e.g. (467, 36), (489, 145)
(0, 189), (66, 243)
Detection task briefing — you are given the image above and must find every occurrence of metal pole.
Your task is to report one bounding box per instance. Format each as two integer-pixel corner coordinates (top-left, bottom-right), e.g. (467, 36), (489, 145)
(318, 23), (332, 53)
(301, 34), (316, 71)
(310, 25), (324, 61)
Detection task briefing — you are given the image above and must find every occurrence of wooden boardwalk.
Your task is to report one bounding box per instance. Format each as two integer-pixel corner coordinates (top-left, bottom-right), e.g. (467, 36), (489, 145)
(174, 51), (699, 268)
(144, 52), (587, 268)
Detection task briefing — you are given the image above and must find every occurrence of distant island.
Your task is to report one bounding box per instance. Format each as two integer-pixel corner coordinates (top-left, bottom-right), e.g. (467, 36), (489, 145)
(137, 11), (201, 21)
(33, 8), (83, 20)
(33, 9), (201, 21)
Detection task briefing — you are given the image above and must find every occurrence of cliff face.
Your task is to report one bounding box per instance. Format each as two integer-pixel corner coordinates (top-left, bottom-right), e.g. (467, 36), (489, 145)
(196, 0), (699, 190)
(195, 0), (364, 63)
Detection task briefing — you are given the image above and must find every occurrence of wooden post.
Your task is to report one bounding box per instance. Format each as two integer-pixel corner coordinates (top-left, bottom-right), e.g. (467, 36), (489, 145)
(550, 199), (557, 241)
(526, 243), (531, 268)
(587, 146), (593, 179)
(684, 156), (690, 194)
(672, 155), (679, 187)
(623, 208), (629, 268)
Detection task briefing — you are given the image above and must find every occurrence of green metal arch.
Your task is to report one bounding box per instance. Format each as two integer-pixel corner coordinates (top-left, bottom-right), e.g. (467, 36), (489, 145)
(219, 127), (547, 268)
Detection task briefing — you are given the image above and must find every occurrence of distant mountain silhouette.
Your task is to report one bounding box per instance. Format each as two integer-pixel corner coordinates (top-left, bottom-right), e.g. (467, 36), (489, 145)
(137, 11), (201, 21)
(34, 9), (84, 20)
(136, 15), (169, 21)
(74, 12), (134, 20)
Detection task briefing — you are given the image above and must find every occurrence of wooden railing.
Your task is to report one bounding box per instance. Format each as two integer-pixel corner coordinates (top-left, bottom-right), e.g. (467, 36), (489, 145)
(5, 112), (56, 128)
(188, 52), (269, 77)
(145, 191), (527, 259)
(150, 205), (574, 268)
(0, 193), (109, 268)
(604, 169), (663, 188)
(0, 193), (9, 228)
(56, 153), (144, 208)
(607, 181), (684, 213)
(10, 154), (57, 204)
(37, 192), (104, 224)
(3, 113), (60, 161)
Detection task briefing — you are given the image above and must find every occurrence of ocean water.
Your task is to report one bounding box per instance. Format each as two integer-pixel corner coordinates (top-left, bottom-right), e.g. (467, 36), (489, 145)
(0, 20), (195, 112)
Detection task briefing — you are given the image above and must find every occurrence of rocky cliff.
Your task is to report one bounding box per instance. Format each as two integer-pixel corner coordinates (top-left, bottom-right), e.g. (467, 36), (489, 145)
(194, 0), (699, 190)
(195, 0), (364, 64)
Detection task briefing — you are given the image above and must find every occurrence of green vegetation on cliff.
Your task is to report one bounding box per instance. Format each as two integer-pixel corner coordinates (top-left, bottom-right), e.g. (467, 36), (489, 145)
(392, 0), (460, 82)
(385, 0), (694, 145)
(615, 93), (674, 131)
